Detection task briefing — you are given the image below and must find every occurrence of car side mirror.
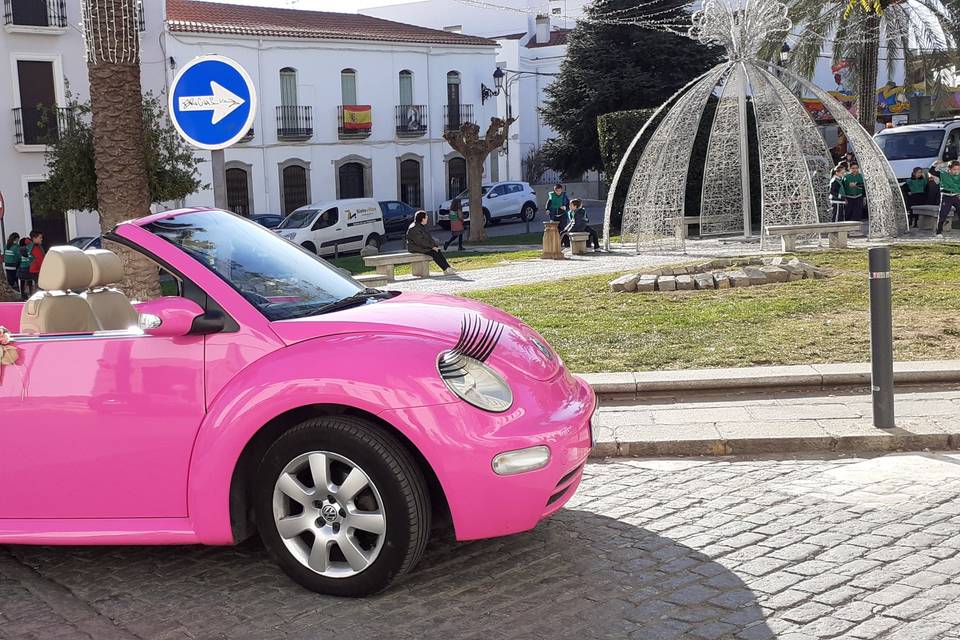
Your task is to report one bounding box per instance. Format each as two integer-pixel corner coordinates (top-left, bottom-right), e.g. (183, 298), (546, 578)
(488, 192), (498, 199)
(137, 297), (206, 337)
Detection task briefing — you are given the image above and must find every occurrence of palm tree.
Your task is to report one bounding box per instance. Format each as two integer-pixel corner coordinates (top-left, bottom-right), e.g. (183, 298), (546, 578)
(81, 0), (159, 299)
(778, 0), (957, 131)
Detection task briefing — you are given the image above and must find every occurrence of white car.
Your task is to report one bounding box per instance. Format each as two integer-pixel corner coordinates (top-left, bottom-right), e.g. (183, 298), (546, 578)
(278, 198), (385, 256)
(436, 182), (538, 230)
(874, 118), (960, 180)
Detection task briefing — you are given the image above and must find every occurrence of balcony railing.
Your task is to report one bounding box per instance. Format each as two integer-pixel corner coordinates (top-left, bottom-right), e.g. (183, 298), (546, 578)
(276, 105), (312, 141)
(3, 0), (67, 28)
(137, 0), (145, 31)
(396, 105), (428, 137)
(13, 106), (70, 146)
(444, 104), (474, 132)
(338, 105), (373, 139)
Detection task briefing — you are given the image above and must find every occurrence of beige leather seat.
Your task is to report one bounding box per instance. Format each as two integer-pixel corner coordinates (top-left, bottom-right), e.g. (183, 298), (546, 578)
(20, 246), (98, 334)
(82, 250), (138, 330)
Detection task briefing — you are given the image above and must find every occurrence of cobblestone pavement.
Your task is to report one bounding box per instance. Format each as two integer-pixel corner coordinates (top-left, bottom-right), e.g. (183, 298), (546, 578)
(6, 452), (960, 639)
(387, 232), (960, 295)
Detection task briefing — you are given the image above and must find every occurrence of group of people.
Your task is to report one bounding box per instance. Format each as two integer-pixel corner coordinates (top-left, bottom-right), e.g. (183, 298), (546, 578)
(545, 184), (600, 251)
(828, 153), (866, 223)
(905, 160), (960, 238)
(3, 231), (45, 299)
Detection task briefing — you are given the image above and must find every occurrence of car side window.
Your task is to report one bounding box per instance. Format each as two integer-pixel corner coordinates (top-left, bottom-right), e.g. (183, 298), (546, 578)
(387, 202), (402, 217)
(312, 207), (339, 230)
(158, 267), (182, 297)
(508, 184), (523, 194)
(490, 185), (508, 197)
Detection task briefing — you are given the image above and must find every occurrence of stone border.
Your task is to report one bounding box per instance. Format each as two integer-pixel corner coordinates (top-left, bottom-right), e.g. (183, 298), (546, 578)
(609, 257), (827, 292)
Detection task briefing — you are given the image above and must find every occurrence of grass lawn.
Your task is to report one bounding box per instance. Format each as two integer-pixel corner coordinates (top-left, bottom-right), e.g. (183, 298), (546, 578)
(465, 244), (960, 373)
(330, 248), (542, 276)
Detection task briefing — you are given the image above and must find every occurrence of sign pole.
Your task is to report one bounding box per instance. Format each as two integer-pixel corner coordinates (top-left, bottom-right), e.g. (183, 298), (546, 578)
(869, 246), (895, 428)
(211, 149), (227, 210)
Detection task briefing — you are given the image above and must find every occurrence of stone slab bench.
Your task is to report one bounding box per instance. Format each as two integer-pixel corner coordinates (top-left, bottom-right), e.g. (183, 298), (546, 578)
(671, 216), (701, 240)
(912, 205), (952, 232)
(765, 221), (862, 251)
(362, 252), (433, 280)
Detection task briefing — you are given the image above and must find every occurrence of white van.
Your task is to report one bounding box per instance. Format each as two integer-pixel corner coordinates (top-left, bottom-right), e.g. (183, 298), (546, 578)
(277, 198), (385, 256)
(874, 118), (960, 180)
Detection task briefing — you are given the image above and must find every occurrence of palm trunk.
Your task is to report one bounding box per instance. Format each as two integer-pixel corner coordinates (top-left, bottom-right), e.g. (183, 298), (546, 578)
(83, 0), (159, 300)
(857, 14), (880, 133)
(467, 156), (487, 242)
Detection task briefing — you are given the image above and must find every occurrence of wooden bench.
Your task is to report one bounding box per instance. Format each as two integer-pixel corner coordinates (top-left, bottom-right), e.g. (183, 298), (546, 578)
(765, 221), (862, 251)
(568, 231), (591, 255)
(362, 252), (433, 280)
(912, 205), (951, 232)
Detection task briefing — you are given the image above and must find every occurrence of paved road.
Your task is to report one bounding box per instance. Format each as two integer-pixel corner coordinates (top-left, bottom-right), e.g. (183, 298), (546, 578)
(6, 452), (960, 639)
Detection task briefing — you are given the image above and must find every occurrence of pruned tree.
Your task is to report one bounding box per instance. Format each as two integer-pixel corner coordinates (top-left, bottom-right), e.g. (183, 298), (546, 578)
(443, 117), (516, 242)
(81, 0), (158, 299)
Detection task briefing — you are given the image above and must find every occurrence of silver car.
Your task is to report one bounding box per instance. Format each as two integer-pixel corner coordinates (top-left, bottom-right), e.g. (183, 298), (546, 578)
(436, 181), (538, 230)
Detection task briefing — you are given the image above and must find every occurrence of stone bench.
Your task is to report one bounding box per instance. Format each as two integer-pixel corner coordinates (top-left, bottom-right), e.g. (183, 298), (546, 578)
(765, 221), (862, 251)
(568, 232), (591, 255)
(912, 205), (952, 232)
(362, 252), (433, 280)
(670, 216), (701, 241)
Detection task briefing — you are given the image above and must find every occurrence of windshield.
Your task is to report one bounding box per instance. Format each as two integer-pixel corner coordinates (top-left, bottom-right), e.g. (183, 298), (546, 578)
(278, 208), (318, 229)
(144, 210), (364, 321)
(454, 186), (491, 200)
(875, 131), (945, 161)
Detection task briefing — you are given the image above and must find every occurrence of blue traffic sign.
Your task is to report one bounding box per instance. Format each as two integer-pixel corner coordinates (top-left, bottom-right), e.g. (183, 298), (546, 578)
(168, 55), (257, 150)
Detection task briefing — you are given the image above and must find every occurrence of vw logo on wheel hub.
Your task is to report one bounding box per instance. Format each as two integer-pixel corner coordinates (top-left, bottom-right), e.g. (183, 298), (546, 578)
(320, 503), (340, 524)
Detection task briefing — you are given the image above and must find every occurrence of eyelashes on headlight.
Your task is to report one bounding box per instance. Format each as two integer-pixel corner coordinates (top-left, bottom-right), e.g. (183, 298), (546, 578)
(449, 315), (503, 364)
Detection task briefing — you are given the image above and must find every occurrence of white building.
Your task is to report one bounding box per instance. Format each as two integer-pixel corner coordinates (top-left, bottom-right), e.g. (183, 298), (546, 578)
(363, 0), (584, 184)
(0, 0), (498, 244)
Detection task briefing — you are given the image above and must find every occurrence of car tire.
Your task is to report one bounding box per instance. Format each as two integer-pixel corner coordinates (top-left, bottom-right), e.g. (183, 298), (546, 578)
(255, 416), (431, 597)
(484, 208), (498, 226)
(301, 242), (317, 254)
(366, 234), (382, 250)
(520, 203), (537, 222)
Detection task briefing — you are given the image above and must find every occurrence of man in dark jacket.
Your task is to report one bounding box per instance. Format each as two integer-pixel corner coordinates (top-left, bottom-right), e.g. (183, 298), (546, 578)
(562, 199), (600, 250)
(406, 211), (456, 275)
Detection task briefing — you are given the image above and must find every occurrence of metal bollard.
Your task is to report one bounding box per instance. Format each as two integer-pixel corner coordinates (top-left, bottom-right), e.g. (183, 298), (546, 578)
(868, 246), (895, 428)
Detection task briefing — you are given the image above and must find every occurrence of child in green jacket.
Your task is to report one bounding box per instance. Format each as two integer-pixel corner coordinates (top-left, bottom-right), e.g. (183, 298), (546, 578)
(931, 160), (960, 238)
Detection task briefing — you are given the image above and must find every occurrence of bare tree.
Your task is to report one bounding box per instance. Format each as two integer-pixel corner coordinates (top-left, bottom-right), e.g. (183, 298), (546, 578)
(81, 0), (159, 299)
(443, 117), (516, 242)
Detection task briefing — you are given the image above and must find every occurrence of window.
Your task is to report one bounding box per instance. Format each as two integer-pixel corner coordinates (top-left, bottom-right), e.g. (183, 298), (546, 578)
(280, 68), (298, 107)
(490, 185), (509, 197)
(7, 0), (67, 27)
(282, 164), (308, 215)
(338, 162), (366, 199)
(552, 7), (561, 14)
(446, 72), (462, 130)
(341, 69), (357, 106)
(225, 167), (251, 217)
(508, 183), (524, 194)
(399, 70), (413, 106)
(399, 158), (421, 207)
(875, 131), (944, 161)
(311, 207), (339, 231)
(16, 60), (59, 145)
(448, 157), (467, 199)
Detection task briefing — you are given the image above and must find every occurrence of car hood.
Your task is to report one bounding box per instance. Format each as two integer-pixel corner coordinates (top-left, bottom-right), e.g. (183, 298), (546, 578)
(269, 292), (561, 381)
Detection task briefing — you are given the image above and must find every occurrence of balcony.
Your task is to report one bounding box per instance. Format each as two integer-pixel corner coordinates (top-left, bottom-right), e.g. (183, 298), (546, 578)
(13, 106), (70, 147)
(3, 0), (68, 32)
(276, 105), (312, 141)
(444, 104), (474, 133)
(338, 105), (372, 140)
(238, 128), (254, 143)
(396, 105), (428, 137)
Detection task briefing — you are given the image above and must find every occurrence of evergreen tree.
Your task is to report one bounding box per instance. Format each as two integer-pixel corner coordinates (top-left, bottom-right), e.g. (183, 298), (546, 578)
(540, 0), (721, 178)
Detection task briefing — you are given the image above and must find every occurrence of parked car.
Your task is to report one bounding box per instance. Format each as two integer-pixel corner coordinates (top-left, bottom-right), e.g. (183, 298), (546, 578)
(874, 118), (960, 180)
(436, 182), (538, 230)
(378, 200), (417, 237)
(0, 208), (594, 596)
(278, 198), (385, 256)
(250, 214), (284, 229)
(67, 236), (102, 250)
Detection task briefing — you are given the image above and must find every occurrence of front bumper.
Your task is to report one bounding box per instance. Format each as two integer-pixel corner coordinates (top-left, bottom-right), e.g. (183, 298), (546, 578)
(379, 369), (595, 541)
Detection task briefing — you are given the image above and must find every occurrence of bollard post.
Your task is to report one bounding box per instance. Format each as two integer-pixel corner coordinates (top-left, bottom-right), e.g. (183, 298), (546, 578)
(869, 246), (895, 428)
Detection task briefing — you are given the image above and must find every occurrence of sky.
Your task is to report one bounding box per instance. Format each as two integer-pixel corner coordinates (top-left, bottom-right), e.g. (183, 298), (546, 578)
(214, 0), (418, 12)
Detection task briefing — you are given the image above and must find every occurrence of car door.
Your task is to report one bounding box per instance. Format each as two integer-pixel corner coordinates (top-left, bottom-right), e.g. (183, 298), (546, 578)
(0, 276), (206, 519)
(382, 202), (404, 236)
(507, 183), (526, 214)
(310, 207), (343, 257)
(487, 184), (510, 219)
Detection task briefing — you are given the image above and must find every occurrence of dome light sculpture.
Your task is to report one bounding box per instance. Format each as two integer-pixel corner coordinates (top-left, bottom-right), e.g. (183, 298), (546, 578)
(602, 0), (908, 252)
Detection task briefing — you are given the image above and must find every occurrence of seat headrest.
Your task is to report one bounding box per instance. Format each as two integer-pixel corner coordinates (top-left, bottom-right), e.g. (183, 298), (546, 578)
(86, 249), (124, 287)
(38, 246), (94, 292)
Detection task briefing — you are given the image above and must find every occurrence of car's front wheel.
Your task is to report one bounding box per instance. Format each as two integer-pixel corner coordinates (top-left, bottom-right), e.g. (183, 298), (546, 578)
(255, 416), (431, 597)
(301, 241), (317, 254)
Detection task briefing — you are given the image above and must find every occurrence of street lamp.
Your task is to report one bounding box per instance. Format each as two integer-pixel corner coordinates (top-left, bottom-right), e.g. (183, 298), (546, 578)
(481, 67), (506, 104)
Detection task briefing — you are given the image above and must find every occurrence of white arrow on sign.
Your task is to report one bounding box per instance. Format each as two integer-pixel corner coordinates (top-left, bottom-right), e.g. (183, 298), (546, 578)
(177, 81), (245, 125)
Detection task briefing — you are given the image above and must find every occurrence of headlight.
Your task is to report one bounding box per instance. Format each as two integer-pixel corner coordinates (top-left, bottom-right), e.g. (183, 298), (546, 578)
(438, 353), (513, 412)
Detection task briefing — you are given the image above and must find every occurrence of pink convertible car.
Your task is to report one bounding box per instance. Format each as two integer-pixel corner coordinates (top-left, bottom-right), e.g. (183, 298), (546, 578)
(0, 208), (594, 596)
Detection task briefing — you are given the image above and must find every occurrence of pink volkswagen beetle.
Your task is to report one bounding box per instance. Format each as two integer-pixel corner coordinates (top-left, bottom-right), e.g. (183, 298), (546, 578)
(0, 208), (594, 597)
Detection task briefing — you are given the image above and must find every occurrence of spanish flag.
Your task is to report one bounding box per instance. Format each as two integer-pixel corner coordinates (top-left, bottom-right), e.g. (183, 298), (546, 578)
(343, 105), (372, 130)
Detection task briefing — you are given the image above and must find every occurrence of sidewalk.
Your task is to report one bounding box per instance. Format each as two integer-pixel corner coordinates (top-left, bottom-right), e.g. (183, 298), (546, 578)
(591, 384), (960, 458)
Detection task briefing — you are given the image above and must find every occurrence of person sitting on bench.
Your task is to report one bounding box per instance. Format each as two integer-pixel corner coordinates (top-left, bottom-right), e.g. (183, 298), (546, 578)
(406, 210), (457, 275)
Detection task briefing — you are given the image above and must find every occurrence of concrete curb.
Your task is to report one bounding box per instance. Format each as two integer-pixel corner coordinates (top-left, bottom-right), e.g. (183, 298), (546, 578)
(578, 360), (960, 397)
